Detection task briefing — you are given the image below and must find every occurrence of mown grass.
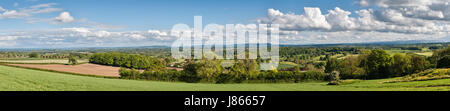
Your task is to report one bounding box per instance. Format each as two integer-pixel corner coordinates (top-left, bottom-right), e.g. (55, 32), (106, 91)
(0, 65), (449, 91)
(381, 69), (450, 83)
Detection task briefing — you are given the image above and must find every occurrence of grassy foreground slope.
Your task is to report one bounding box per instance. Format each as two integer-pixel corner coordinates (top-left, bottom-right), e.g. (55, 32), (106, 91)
(0, 65), (449, 91)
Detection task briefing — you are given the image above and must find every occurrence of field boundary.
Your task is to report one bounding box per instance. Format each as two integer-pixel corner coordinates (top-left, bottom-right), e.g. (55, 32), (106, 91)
(0, 64), (119, 79)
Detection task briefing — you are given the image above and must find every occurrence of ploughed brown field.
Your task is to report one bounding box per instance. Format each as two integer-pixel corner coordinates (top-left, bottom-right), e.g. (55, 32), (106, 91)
(8, 63), (121, 77)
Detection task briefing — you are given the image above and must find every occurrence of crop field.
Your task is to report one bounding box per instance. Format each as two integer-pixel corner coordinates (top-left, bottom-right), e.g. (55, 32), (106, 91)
(0, 59), (89, 64)
(0, 65), (449, 91)
(6, 63), (121, 77)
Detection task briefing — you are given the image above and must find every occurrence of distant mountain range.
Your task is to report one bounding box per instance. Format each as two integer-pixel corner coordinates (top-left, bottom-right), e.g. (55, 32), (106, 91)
(0, 39), (448, 50)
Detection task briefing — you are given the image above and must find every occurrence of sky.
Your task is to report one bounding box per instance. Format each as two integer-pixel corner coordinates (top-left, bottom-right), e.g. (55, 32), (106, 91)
(0, 0), (449, 48)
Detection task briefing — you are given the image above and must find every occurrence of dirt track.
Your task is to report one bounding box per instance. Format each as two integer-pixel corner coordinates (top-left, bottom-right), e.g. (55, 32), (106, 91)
(8, 63), (120, 77)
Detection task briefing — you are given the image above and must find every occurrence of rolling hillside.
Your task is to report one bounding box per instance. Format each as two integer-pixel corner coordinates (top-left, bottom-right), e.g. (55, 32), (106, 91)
(0, 65), (449, 91)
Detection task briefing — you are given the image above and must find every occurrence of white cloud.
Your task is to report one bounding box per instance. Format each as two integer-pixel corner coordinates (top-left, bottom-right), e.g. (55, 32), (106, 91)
(259, 8), (331, 31)
(148, 30), (168, 36)
(0, 10), (29, 18)
(356, 0), (450, 21)
(0, 6), (6, 12)
(259, 6), (450, 34)
(0, 27), (178, 48)
(325, 7), (357, 30)
(0, 3), (62, 19)
(29, 3), (58, 9)
(1, 0), (449, 48)
(256, 1), (450, 44)
(53, 12), (74, 24)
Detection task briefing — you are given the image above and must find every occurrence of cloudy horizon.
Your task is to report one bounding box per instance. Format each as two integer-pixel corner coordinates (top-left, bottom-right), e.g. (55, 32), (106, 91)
(0, 0), (449, 48)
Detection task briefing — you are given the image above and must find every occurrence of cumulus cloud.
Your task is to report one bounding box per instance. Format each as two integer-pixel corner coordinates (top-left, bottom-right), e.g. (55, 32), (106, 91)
(1, 0), (449, 48)
(277, 31), (448, 45)
(325, 7), (357, 30)
(255, 0), (450, 44)
(259, 8), (331, 31)
(148, 30), (168, 36)
(53, 12), (74, 24)
(356, 0), (450, 21)
(258, 5), (450, 34)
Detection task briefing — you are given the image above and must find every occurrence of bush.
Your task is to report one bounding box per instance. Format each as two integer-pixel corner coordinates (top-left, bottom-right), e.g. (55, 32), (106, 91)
(28, 52), (39, 58)
(140, 70), (180, 81)
(328, 71), (341, 85)
(178, 71), (201, 83)
(215, 73), (234, 84)
(68, 56), (78, 65)
(119, 68), (140, 79)
(437, 55), (450, 68)
(302, 71), (328, 81)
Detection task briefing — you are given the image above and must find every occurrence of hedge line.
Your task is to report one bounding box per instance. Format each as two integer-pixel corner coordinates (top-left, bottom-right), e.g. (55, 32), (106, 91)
(89, 52), (164, 70)
(119, 68), (328, 83)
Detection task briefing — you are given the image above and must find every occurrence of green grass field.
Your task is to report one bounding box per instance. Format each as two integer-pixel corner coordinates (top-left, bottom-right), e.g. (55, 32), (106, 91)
(278, 62), (298, 70)
(0, 65), (449, 91)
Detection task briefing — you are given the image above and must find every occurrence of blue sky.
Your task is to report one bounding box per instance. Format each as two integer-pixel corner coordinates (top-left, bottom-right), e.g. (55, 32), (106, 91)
(0, 0), (448, 48)
(0, 0), (361, 31)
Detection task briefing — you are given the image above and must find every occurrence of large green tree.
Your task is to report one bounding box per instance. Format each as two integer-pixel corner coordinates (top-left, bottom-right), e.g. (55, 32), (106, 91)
(325, 57), (340, 73)
(409, 55), (429, 73)
(391, 53), (412, 76)
(360, 49), (393, 79)
(68, 56), (78, 65)
(437, 55), (450, 68)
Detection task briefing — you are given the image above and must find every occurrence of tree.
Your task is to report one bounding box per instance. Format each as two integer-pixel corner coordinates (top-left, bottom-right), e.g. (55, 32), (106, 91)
(195, 59), (223, 82)
(89, 52), (165, 70)
(325, 57), (340, 73)
(327, 71), (340, 85)
(391, 53), (412, 76)
(409, 55), (429, 73)
(146, 57), (166, 72)
(360, 49), (393, 79)
(68, 56), (78, 65)
(229, 59), (260, 82)
(431, 47), (450, 68)
(338, 56), (365, 79)
(29, 52), (39, 58)
(179, 60), (201, 83)
(437, 55), (450, 68)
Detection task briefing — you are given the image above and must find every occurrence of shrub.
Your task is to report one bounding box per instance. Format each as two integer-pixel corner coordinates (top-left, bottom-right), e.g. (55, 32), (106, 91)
(119, 68), (140, 79)
(303, 70), (327, 81)
(68, 56), (78, 65)
(178, 71), (201, 83)
(437, 55), (450, 68)
(328, 71), (341, 85)
(28, 52), (39, 58)
(215, 73), (234, 84)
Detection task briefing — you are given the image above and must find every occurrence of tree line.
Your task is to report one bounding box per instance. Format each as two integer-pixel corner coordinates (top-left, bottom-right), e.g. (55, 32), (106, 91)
(118, 46), (449, 83)
(325, 47), (450, 79)
(89, 52), (165, 70)
(119, 58), (328, 83)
